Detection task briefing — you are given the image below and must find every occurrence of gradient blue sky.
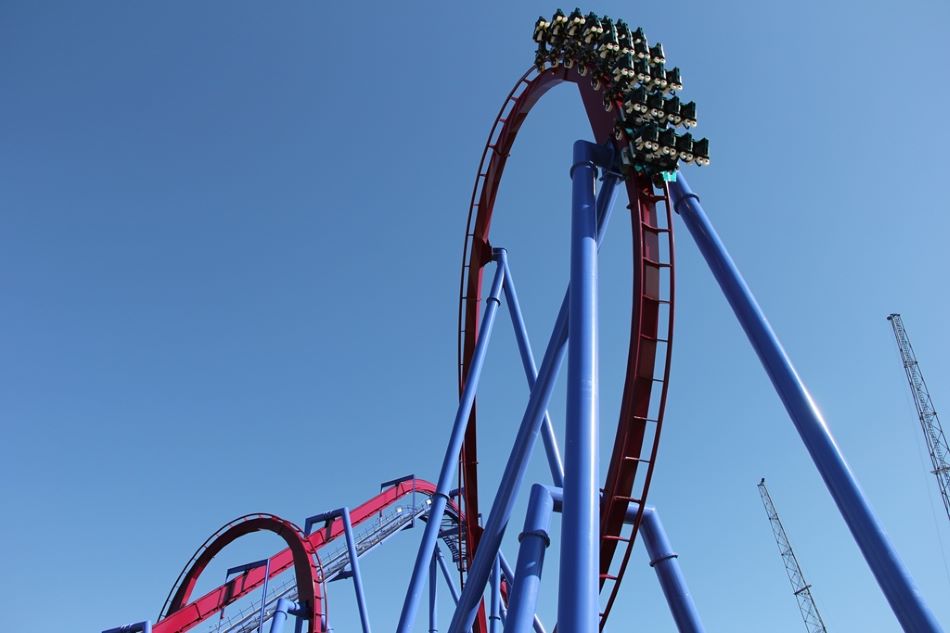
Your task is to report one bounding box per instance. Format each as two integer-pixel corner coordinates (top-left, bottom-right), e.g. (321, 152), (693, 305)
(2, 2), (950, 632)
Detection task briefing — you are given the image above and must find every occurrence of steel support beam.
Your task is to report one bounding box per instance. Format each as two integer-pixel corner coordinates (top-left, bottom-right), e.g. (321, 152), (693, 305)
(558, 139), (601, 633)
(669, 173), (943, 633)
(397, 259), (507, 633)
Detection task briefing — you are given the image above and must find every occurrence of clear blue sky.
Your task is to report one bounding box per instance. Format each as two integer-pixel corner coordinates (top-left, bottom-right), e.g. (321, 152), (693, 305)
(2, 2), (950, 632)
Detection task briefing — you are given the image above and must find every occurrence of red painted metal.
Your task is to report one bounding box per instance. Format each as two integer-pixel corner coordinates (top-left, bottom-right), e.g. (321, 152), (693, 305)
(156, 479), (462, 633)
(456, 66), (675, 630)
(159, 514), (322, 633)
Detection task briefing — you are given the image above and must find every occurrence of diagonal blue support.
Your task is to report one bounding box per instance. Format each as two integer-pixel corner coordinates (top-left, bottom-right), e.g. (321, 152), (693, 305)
(669, 172), (943, 633)
(448, 144), (619, 633)
(396, 259), (507, 633)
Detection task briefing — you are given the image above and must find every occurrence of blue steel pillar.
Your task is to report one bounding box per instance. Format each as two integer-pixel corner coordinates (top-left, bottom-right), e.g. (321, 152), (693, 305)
(504, 485), (554, 633)
(490, 556), (502, 633)
(396, 260), (507, 633)
(448, 144), (617, 633)
(639, 508), (705, 633)
(340, 508), (372, 633)
(669, 173), (942, 633)
(429, 552), (438, 633)
(498, 248), (565, 487)
(268, 600), (305, 633)
(498, 553), (548, 633)
(435, 546), (461, 605)
(558, 140), (600, 633)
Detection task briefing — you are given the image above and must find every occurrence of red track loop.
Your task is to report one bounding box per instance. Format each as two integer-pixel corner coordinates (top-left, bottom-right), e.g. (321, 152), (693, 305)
(156, 479), (464, 633)
(457, 66), (675, 629)
(160, 514), (322, 633)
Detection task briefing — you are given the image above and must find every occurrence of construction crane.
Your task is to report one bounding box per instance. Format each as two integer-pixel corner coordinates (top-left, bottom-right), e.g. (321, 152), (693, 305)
(887, 313), (950, 525)
(757, 478), (829, 633)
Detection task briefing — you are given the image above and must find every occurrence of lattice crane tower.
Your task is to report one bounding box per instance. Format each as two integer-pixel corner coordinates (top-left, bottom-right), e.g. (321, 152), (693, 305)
(758, 478), (829, 633)
(888, 313), (950, 524)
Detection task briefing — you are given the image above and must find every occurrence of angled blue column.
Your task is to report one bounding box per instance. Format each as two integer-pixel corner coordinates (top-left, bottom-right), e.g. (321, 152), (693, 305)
(490, 556), (502, 633)
(504, 485), (554, 633)
(558, 140), (600, 633)
(435, 546), (461, 606)
(447, 145), (618, 633)
(639, 508), (705, 633)
(669, 172), (943, 633)
(396, 260), (506, 633)
(498, 553), (548, 633)
(341, 508), (372, 633)
(429, 551), (438, 633)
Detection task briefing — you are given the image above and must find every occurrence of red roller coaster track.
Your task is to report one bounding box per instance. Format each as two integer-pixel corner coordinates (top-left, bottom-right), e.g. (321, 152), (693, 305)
(155, 479), (463, 633)
(154, 66), (674, 633)
(457, 65), (675, 629)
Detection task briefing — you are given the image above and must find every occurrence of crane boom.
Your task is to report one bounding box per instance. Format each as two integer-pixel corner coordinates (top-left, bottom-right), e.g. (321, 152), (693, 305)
(887, 313), (950, 524)
(757, 478), (829, 633)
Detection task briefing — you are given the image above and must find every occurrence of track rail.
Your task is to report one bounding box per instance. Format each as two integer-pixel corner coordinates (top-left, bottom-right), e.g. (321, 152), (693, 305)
(155, 479), (464, 633)
(456, 66), (675, 629)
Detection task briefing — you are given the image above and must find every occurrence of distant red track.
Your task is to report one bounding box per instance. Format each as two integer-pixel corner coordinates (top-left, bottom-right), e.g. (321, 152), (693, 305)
(456, 66), (676, 629)
(155, 479), (463, 633)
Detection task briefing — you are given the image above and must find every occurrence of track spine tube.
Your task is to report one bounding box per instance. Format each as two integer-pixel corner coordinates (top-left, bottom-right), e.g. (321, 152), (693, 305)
(669, 173), (943, 633)
(396, 261), (507, 633)
(558, 140), (600, 633)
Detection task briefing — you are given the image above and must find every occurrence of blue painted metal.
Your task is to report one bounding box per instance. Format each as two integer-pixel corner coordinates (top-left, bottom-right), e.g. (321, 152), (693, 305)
(498, 248), (564, 488)
(490, 556), (502, 633)
(498, 553), (547, 633)
(396, 259), (507, 633)
(429, 551), (439, 633)
(558, 140), (601, 633)
(435, 546), (461, 606)
(669, 173), (943, 633)
(504, 484), (554, 633)
(341, 508), (372, 633)
(303, 508), (372, 633)
(267, 599), (304, 633)
(448, 294), (568, 633)
(640, 508), (705, 633)
(103, 622), (152, 633)
(225, 559), (270, 633)
(448, 143), (618, 633)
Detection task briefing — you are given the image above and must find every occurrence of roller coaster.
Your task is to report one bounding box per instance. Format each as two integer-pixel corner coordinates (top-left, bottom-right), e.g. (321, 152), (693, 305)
(104, 10), (944, 633)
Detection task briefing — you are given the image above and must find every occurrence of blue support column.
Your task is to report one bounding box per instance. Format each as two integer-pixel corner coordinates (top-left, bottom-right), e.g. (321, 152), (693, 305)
(504, 485), (555, 633)
(447, 147), (619, 633)
(341, 508), (373, 633)
(558, 140), (600, 633)
(490, 556), (503, 633)
(640, 508), (705, 633)
(268, 599), (305, 633)
(429, 552), (438, 633)
(498, 553), (548, 633)
(396, 260), (507, 633)
(669, 173), (943, 633)
(435, 546), (461, 605)
(499, 248), (565, 488)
